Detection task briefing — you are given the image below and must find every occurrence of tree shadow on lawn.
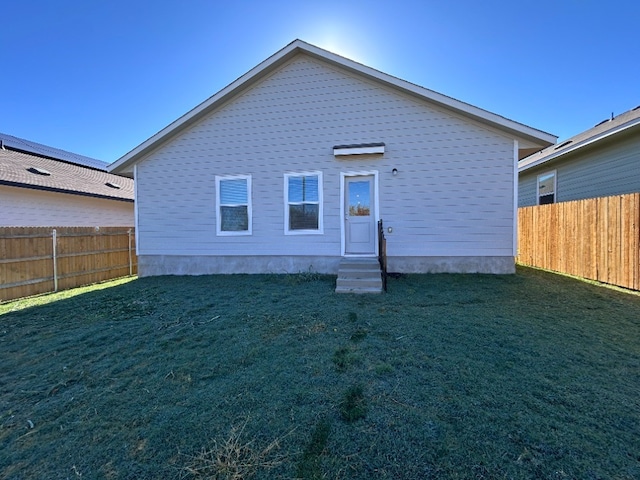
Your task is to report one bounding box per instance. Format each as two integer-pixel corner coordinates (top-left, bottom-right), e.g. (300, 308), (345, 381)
(1, 269), (640, 479)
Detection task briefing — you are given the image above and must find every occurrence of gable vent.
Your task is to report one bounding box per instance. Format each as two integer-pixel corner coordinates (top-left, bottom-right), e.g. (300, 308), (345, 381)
(27, 166), (51, 176)
(105, 181), (122, 189)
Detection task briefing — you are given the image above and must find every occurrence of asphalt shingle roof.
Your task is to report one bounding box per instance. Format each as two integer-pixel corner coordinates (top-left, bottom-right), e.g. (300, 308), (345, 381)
(519, 106), (640, 171)
(0, 139), (133, 202)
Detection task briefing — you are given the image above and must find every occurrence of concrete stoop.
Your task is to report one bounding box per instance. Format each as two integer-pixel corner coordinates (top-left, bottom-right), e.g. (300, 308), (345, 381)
(335, 257), (383, 294)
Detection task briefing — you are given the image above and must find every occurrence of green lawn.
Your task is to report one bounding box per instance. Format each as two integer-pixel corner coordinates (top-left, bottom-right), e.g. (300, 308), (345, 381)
(1, 268), (639, 479)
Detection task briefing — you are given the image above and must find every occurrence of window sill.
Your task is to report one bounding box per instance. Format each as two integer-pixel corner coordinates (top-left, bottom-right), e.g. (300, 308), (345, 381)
(285, 230), (324, 236)
(216, 231), (252, 236)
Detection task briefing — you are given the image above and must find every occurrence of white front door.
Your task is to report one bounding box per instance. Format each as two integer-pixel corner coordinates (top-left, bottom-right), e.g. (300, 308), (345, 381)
(344, 175), (376, 255)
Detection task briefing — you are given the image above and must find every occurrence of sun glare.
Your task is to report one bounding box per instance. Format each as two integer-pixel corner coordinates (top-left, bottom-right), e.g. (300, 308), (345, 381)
(304, 23), (378, 67)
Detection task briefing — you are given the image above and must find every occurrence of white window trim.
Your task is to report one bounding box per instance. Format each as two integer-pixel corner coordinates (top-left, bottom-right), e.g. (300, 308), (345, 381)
(537, 170), (557, 205)
(216, 174), (252, 236)
(284, 171), (324, 235)
(133, 164), (140, 254)
(513, 140), (518, 257)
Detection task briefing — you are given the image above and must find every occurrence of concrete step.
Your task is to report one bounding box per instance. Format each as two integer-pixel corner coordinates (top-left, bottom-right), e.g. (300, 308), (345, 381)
(336, 257), (383, 294)
(337, 273), (381, 282)
(336, 277), (382, 288)
(335, 285), (383, 294)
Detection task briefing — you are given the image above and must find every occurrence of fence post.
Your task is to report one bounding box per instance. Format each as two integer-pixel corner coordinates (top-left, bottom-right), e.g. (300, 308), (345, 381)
(52, 229), (58, 292)
(128, 228), (133, 276)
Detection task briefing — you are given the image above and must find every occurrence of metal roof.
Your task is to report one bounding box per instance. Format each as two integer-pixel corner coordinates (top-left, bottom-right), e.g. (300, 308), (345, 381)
(0, 132), (108, 171)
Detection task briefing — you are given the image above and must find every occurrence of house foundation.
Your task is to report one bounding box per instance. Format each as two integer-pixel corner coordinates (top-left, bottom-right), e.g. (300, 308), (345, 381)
(137, 255), (515, 277)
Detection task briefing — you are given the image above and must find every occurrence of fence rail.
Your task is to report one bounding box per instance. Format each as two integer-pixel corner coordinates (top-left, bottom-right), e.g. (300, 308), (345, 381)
(1, 227), (137, 302)
(517, 193), (640, 291)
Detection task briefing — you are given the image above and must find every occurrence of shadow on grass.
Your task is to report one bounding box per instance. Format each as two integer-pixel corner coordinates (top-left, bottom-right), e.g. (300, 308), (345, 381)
(1, 268), (640, 479)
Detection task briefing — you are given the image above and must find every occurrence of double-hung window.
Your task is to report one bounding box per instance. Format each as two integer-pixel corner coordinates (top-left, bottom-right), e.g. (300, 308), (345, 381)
(216, 175), (252, 235)
(537, 171), (556, 205)
(284, 171), (323, 234)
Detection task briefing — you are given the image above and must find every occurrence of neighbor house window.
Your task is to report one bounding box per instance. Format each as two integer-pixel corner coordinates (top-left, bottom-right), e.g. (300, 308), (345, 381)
(537, 171), (556, 205)
(216, 175), (252, 235)
(284, 171), (323, 234)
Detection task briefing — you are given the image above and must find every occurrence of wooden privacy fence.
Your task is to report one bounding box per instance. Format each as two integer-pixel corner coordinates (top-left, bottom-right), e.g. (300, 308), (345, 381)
(1, 227), (137, 302)
(517, 193), (640, 291)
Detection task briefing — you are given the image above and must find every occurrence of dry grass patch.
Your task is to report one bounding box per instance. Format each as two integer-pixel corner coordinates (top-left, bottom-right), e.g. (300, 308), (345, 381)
(183, 419), (293, 480)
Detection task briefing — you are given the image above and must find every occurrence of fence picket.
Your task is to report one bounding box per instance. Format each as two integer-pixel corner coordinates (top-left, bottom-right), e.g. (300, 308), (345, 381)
(0, 227), (137, 302)
(517, 193), (640, 291)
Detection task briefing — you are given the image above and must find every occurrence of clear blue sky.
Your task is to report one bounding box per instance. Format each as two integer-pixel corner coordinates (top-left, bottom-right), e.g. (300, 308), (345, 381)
(2, 0), (638, 163)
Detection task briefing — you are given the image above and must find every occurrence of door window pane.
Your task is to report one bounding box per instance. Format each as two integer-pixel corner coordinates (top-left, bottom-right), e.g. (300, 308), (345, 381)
(348, 181), (370, 216)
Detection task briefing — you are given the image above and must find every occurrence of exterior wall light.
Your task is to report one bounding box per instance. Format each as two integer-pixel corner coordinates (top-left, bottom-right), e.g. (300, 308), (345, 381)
(392, 168), (398, 176)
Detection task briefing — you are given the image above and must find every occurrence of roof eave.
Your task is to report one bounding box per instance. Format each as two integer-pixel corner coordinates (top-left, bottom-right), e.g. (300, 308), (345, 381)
(519, 117), (640, 172)
(109, 40), (304, 174)
(0, 180), (134, 202)
(298, 42), (557, 147)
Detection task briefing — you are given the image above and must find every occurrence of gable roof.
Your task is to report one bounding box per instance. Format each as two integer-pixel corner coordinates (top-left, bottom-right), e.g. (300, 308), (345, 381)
(0, 135), (134, 202)
(519, 106), (640, 172)
(109, 39), (557, 175)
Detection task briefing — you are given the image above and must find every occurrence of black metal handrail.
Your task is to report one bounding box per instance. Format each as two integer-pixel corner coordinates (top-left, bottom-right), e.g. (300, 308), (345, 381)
(378, 219), (388, 292)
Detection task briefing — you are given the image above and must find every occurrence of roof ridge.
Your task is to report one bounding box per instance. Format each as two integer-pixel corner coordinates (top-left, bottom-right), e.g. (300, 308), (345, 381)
(0, 132), (108, 171)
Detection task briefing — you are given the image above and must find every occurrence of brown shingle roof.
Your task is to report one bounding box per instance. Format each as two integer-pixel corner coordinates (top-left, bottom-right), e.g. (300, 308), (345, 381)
(0, 147), (134, 202)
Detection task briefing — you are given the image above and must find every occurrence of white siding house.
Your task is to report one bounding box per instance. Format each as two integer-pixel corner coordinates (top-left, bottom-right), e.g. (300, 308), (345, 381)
(0, 134), (134, 227)
(109, 40), (555, 276)
(0, 185), (133, 227)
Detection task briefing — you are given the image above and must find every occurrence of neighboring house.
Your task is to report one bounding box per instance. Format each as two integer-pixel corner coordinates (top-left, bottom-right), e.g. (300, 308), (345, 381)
(0, 133), (134, 226)
(519, 106), (640, 206)
(109, 39), (555, 276)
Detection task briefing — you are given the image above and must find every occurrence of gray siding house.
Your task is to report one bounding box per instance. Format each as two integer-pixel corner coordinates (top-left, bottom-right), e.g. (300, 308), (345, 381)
(109, 40), (555, 276)
(519, 107), (640, 207)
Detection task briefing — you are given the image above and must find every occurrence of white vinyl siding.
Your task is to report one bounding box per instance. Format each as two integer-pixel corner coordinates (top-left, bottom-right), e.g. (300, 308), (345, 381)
(216, 175), (252, 235)
(0, 185), (134, 227)
(134, 55), (517, 257)
(284, 171), (323, 234)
